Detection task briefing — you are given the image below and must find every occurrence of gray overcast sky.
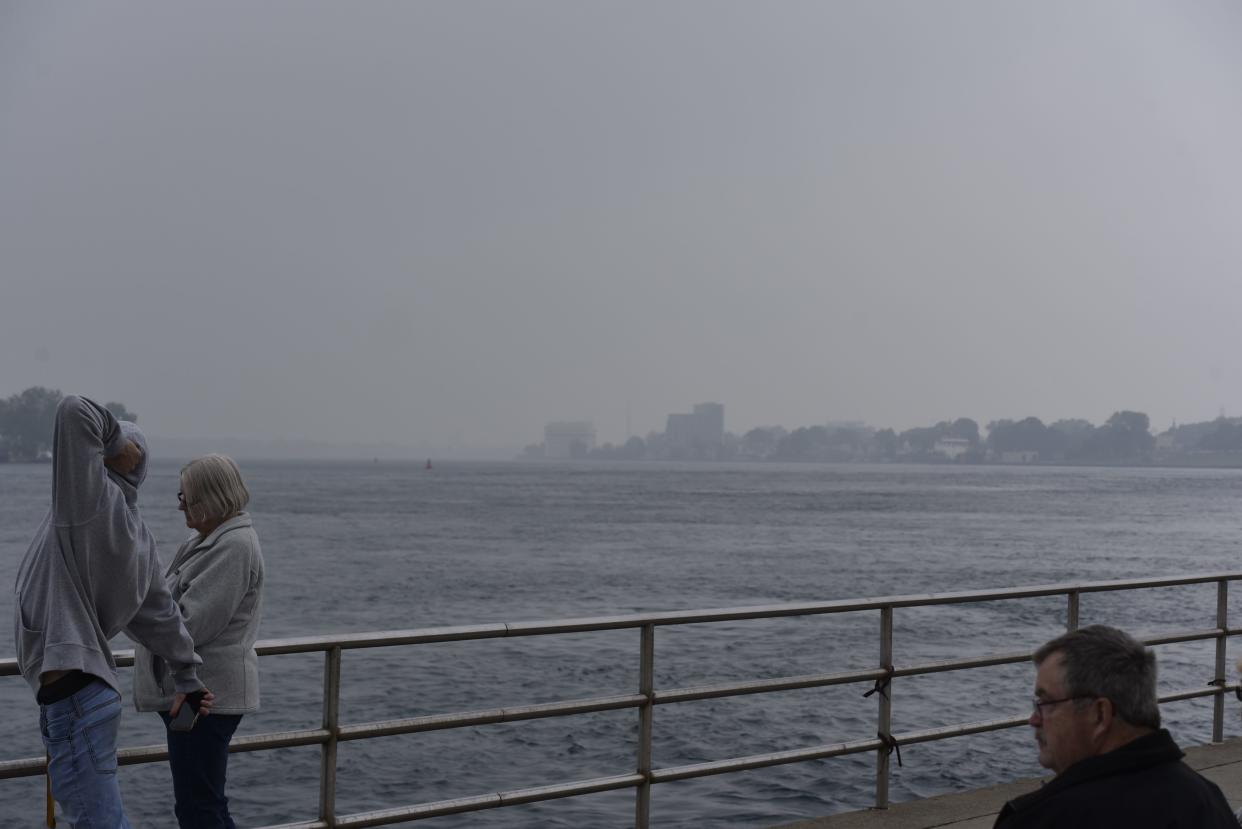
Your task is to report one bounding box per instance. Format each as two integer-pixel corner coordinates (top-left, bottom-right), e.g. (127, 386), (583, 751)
(3, 1), (1242, 449)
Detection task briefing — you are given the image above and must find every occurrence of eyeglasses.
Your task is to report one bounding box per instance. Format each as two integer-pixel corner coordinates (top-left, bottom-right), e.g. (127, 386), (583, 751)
(1031, 695), (1094, 716)
(177, 491), (188, 505)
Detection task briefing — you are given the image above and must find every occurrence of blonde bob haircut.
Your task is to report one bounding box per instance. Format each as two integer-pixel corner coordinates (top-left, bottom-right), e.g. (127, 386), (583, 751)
(180, 454), (250, 525)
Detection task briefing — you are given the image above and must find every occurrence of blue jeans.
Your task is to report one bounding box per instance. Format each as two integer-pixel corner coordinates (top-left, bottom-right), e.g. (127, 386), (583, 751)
(158, 711), (242, 829)
(39, 679), (132, 828)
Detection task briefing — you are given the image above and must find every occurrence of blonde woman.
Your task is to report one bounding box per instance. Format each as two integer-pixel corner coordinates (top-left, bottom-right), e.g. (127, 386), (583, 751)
(135, 454), (264, 829)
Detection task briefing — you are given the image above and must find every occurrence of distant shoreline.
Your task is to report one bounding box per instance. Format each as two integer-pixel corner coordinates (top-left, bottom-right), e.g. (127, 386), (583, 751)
(7, 455), (1242, 469)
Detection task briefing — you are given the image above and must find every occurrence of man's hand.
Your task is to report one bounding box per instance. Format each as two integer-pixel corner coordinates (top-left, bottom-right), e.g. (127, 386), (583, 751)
(169, 688), (214, 719)
(104, 440), (143, 475)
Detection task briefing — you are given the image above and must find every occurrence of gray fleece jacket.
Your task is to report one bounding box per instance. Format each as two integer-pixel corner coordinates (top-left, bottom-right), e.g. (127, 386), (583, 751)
(13, 395), (203, 697)
(134, 513), (263, 714)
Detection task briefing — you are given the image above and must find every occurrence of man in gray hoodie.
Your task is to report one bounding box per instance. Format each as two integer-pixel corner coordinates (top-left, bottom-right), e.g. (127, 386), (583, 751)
(14, 395), (213, 827)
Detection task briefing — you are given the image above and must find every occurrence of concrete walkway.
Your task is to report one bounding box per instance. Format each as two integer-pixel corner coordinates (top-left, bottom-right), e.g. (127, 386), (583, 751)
(775, 737), (1242, 829)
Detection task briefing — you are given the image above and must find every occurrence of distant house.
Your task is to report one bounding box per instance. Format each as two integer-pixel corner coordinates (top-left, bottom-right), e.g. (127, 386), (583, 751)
(933, 437), (971, 460)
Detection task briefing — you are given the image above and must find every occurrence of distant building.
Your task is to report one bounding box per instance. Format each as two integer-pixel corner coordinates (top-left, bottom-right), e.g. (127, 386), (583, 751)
(693, 402), (724, 441)
(665, 402), (725, 457)
(933, 437), (971, 460)
(544, 421), (596, 459)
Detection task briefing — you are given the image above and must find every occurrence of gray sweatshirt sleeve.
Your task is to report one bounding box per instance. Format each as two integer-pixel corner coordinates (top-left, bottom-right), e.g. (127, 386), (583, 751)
(51, 395), (127, 526)
(125, 567), (204, 694)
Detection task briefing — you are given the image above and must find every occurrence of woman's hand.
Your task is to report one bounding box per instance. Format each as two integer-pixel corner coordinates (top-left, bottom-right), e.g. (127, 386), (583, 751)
(170, 688), (215, 718)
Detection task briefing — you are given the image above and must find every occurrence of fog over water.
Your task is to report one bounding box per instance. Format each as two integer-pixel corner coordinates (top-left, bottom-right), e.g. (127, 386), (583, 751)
(4, 2), (1242, 452)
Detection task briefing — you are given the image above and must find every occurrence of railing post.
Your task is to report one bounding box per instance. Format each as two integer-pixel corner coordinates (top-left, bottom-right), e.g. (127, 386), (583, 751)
(1214, 580), (1228, 743)
(636, 624), (654, 829)
(1066, 591), (1079, 631)
(45, 752), (54, 828)
(320, 645), (342, 828)
(875, 606), (893, 809)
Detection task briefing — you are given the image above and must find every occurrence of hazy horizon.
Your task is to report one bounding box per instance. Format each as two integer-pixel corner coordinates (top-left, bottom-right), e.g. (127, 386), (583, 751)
(0, 395), (1224, 462)
(5, 2), (1242, 448)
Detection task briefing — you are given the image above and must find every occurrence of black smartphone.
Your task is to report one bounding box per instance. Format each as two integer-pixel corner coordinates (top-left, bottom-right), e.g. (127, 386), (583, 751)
(168, 691), (204, 732)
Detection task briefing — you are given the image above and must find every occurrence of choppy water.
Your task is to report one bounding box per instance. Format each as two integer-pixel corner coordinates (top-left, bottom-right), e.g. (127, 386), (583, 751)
(2, 460), (1242, 828)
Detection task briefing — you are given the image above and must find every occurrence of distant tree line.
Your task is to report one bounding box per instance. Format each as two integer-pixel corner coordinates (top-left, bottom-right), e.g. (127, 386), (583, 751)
(984, 411), (1154, 463)
(525, 408), (1235, 466)
(0, 387), (136, 462)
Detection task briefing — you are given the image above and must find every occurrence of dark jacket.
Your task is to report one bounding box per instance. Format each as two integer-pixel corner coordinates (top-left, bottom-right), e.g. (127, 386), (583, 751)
(994, 729), (1236, 828)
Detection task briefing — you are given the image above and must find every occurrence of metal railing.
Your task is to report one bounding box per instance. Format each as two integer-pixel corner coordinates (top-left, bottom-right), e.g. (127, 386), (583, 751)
(3, 572), (1241, 828)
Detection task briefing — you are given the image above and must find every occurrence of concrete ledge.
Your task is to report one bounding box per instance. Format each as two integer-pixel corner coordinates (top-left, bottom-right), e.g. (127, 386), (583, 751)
(774, 737), (1242, 829)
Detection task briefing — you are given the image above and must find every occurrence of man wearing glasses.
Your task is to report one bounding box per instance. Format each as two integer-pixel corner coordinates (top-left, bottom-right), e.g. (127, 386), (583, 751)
(994, 624), (1235, 827)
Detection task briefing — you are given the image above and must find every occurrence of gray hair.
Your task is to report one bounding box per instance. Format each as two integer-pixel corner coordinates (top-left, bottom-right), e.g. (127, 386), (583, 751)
(181, 454), (250, 525)
(1034, 624), (1160, 729)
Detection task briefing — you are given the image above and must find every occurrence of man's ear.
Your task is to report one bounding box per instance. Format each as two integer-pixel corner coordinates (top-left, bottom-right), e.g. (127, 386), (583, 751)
(1090, 696), (1114, 736)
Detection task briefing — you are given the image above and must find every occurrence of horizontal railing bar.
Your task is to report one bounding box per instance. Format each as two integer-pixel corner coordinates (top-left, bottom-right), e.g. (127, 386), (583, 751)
(892, 715), (1030, 746)
(225, 728), (333, 753)
(891, 650), (1032, 677)
(888, 683), (1242, 747)
(331, 774), (645, 828)
(1159, 685), (1239, 704)
(655, 668), (887, 704)
(652, 737), (884, 783)
(887, 627), (1234, 681)
(874, 684), (1241, 749)
(338, 694), (646, 740)
(116, 728), (332, 765)
(654, 714), (1033, 782)
(1142, 627), (1227, 647)
(655, 630), (1237, 706)
(117, 744), (169, 766)
(497, 774), (646, 806)
(466, 573), (1242, 638)
(0, 728), (332, 780)
(3, 573), (1240, 679)
(256, 624), (512, 656)
(336, 794), (500, 828)
(10, 681), (1233, 785)
(0, 653), (137, 678)
(892, 626), (1237, 680)
(163, 573), (1242, 658)
(0, 757), (43, 780)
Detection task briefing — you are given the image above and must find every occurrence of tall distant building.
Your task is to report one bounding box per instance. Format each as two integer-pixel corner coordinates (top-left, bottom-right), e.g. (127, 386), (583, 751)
(544, 421), (596, 459)
(693, 402), (724, 442)
(665, 402), (725, 457)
